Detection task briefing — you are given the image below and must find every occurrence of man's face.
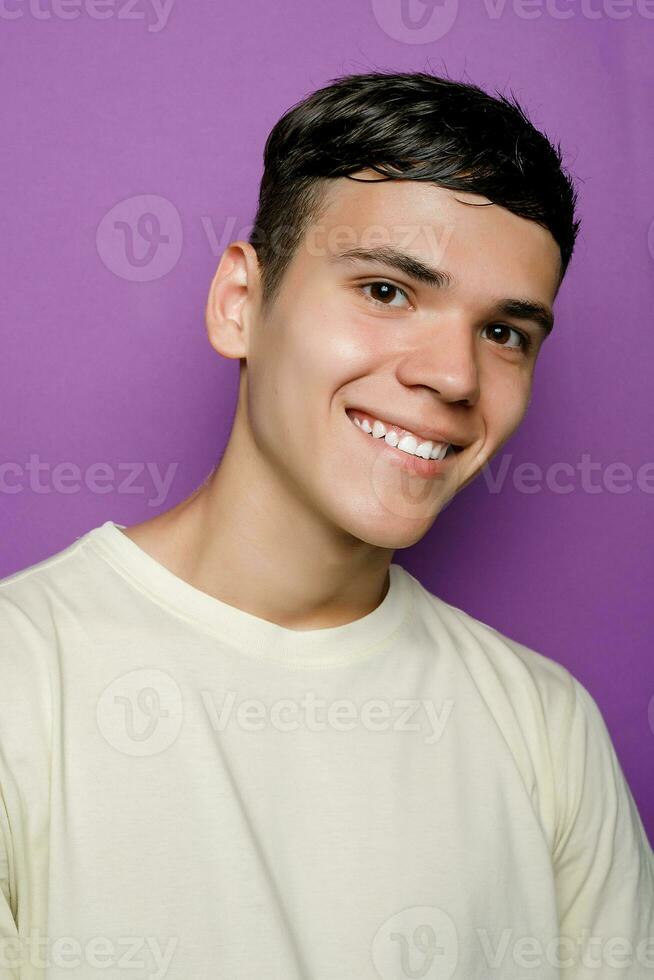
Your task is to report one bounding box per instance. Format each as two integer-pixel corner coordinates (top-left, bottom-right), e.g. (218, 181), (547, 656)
(241, 170), (561, 548)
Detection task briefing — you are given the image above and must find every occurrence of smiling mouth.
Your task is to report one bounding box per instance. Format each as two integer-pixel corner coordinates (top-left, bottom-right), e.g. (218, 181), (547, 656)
(345, 408), (464, 478)
(345, 408), (464, 458)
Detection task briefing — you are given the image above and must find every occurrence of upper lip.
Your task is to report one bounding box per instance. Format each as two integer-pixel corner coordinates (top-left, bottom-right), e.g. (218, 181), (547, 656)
(346, 407), (467, 447)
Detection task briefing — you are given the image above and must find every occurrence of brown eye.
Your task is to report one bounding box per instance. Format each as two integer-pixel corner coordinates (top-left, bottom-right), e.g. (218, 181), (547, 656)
(361, 281), (411, 309)
(484, 323), (531, 353)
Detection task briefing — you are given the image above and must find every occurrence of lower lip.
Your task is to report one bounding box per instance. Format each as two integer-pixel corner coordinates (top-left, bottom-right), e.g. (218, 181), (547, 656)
(346, 413), (459, 479)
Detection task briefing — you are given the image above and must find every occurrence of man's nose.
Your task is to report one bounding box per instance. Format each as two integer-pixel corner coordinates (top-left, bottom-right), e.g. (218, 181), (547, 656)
(395, 317), (481, 406)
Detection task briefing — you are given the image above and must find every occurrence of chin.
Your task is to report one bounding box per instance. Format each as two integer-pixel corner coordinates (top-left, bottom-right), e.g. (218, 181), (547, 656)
(336, 508), (442, 551)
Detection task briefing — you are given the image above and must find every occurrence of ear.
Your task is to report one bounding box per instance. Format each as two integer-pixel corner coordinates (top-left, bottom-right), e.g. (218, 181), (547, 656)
(205, 241), (261, 360)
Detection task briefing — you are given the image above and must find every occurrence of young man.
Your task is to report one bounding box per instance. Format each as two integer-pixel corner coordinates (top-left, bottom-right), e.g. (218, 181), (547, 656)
(1, 71), (652, 979)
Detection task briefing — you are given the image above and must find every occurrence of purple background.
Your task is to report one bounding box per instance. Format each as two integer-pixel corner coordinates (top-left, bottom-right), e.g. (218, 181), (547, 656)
(2, 0), (653, 842)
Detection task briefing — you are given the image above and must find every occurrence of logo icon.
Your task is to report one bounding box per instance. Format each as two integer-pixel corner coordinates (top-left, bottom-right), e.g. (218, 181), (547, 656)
(371, 905), (459, 978)
(368, 440), (460, 522)
(96, 668), (184, 756)
(96, 194), (183, 281)
(371, 0), (460, 43)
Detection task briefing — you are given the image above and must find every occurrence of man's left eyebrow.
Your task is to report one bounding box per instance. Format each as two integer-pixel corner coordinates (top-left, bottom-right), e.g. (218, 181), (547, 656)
(490, 299), (554, 338)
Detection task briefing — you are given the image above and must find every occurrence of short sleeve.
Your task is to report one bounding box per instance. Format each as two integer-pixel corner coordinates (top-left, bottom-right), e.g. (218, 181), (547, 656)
(0, 593), (36, 979)
(552, 677), (654, 978)
(0, 782), (19, 979)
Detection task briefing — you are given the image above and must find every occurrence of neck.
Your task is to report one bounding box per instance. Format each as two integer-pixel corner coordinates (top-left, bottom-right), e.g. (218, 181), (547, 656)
(122, 406), (394, 630)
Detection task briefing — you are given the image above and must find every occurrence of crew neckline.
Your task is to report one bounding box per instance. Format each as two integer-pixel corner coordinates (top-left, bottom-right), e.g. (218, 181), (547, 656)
(84, 520), (414, 668)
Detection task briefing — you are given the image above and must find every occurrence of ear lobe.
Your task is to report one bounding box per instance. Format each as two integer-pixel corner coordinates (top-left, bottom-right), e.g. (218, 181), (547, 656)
(205, 242), (259, 360)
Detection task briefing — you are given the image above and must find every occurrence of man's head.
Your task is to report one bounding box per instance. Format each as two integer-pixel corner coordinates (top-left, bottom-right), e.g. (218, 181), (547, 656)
(206, 71), (580, 550)
(250, 70), (579, 311)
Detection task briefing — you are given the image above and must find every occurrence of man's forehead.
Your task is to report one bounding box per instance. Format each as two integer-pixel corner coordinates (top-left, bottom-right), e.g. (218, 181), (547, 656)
(313, 174), (505, 251)
(314, 169), (555, 257)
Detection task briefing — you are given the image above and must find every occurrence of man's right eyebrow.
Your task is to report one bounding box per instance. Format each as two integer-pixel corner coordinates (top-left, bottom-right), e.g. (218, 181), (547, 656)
(330, 246), (453, 289)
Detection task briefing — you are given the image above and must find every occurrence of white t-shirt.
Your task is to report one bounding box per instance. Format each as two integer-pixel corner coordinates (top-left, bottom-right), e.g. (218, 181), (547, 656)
(0, 520), (652, 979)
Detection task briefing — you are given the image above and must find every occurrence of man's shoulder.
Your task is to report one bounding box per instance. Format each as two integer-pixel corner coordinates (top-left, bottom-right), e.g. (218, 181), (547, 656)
(0, 526), (110, 657)
(0, 535), (96, 811)
(1, 528), (92, 612)
(404, 567), (578, 731)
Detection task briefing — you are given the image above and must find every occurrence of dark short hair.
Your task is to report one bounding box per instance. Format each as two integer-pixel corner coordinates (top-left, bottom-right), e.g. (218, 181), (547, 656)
(248, 70), (580, 311)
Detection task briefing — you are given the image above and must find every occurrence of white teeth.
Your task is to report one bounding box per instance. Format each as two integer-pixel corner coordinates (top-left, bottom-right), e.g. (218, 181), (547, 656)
(397, 435), (418, 455)
(394, 436), (450, 460)
(350, 412), (454, 460)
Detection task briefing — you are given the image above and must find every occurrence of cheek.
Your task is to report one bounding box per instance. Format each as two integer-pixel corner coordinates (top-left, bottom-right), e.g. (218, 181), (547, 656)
(482, 372), (533, 442)
(315, 301), (400, 389)
(286, 307), (387, 403)
(242, 313), (356, 451)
